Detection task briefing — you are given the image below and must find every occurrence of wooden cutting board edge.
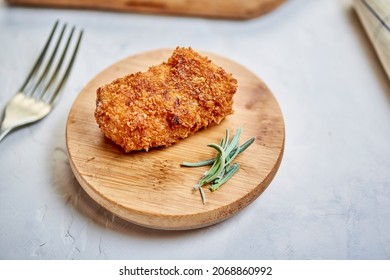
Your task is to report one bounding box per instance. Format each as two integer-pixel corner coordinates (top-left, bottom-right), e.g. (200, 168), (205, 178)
(6, 0), (286, 20)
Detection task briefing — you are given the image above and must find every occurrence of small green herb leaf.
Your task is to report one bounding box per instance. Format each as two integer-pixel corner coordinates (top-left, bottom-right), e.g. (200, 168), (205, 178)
(181, 128), (255, 204)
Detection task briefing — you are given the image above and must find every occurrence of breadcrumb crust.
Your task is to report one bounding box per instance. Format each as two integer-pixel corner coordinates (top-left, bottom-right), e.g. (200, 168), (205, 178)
(95, 47), (237, 152)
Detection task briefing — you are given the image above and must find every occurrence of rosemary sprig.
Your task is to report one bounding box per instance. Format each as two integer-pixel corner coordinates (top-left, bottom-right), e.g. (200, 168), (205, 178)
(181, 128), (255, 204)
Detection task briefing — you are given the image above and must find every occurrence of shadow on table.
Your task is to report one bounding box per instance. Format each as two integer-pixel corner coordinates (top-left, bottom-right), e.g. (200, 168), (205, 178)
(51, 146), (206, 239)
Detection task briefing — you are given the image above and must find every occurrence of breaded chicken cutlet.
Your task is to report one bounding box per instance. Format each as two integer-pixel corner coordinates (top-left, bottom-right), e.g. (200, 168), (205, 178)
(95, 47), (237, 152)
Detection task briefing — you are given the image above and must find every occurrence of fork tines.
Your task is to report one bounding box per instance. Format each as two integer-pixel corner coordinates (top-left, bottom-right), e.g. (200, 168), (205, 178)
(20, 20), (83, 105)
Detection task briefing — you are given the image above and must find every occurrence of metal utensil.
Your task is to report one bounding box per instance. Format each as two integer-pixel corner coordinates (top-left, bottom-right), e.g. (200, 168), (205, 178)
(0, 21), (83, 142)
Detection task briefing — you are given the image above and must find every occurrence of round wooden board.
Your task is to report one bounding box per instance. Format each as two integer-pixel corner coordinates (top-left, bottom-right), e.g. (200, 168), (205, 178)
(66, 49), (285, 230)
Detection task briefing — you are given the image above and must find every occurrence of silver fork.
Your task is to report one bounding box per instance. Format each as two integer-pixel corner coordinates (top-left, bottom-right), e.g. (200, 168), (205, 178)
(0, 21), (83, 142)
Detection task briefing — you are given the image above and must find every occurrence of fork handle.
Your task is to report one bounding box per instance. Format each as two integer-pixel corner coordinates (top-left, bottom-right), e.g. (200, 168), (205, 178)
(0, 130), (10, 142)
(0, 124), (12, 142)
(0, 110), (8, 142)
(0, 93), (52, 142)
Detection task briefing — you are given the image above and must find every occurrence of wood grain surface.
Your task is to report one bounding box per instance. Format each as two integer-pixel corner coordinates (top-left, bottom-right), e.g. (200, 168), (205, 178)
(6, 0), (286, 19)
(66, 49), (285, 230)
(354, 0), (390, 81)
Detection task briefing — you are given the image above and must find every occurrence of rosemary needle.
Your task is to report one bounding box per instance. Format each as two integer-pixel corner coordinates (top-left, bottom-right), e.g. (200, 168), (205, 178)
(181, 128), (255, 204)
(199, 184), (206, 204)
(210, 163), (240, 192)
(181, 158), (215, 167)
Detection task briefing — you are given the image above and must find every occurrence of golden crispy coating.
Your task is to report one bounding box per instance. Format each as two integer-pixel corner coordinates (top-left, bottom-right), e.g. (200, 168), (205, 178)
(95, 47), (237, 152)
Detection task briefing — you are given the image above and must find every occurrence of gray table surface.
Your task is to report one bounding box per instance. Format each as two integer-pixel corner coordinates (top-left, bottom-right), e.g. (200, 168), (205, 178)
(1, 0), (390, 259)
